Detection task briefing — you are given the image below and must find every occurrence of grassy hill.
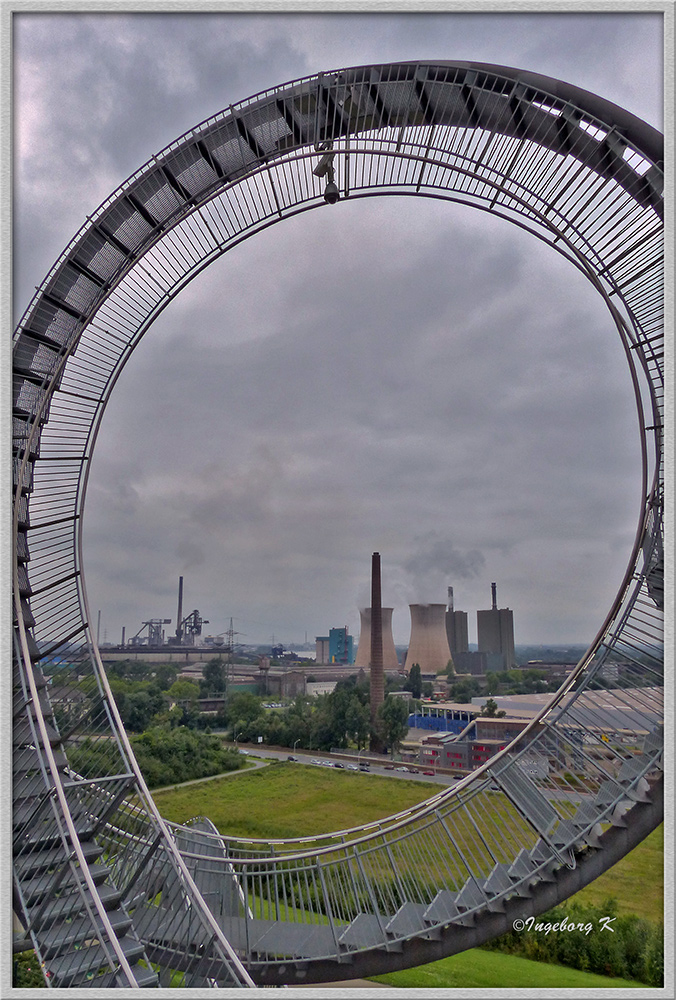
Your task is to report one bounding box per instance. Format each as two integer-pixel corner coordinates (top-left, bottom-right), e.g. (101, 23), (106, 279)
(370, 946), (653, 989)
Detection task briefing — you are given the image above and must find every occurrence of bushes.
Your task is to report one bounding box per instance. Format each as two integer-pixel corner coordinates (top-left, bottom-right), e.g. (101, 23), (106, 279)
(13, 951), (46, 987)
(68, 726), (243, 788)
(129, 727), (243, 788)
(483, 898), (663, 987)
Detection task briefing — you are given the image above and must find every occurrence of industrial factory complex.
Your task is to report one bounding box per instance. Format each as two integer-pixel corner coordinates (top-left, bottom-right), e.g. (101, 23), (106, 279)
(99, 570), (517, 682)
(93, 562), (610, 777)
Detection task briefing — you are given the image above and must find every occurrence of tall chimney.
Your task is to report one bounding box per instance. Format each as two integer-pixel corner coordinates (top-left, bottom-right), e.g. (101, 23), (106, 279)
(355, 608), (399, 669)
(491, 582), (498, 611)
(121, 626), (126, 647)
(175, 576), (184, 643)
(369, 552), (385, 750)
(447, 586), (454, 612)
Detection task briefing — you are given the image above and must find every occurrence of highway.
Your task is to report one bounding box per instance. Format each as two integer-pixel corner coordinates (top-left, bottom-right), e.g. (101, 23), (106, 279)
(231, 746), (590, 804)
(230, 744), (454, 785)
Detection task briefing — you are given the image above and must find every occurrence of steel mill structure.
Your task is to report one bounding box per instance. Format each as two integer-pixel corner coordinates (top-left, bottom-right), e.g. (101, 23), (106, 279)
(12, 62), (664, 987)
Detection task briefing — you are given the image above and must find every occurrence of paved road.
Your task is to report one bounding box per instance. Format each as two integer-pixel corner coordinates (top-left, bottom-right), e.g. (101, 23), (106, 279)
(233, 745), (453, 785)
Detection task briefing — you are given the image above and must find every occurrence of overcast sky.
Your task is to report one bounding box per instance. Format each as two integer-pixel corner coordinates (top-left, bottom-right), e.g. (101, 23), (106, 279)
(13, 7), (665, 649)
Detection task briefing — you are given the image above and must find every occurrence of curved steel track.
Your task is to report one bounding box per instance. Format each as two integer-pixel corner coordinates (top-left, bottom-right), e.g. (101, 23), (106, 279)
(13, 62), (663, 987)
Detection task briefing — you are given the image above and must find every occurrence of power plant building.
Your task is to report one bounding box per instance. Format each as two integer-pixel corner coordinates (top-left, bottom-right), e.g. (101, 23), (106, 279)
(477, 583), (516, 669)
(445, 587), (469, 657)
(354, 607), (399, 669)
(404, 604), (454, 674)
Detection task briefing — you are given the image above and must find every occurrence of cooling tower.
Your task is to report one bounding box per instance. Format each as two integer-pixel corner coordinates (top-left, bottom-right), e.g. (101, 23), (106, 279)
(354, 608), (399, 669)
(404, 604), (453, 674)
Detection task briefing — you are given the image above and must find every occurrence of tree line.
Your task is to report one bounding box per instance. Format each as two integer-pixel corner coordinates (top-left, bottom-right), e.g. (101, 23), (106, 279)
(72, 660), (411, 757)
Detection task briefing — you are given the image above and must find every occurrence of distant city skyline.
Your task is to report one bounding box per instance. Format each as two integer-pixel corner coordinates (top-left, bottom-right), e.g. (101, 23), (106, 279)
(13, 10), (663, 648)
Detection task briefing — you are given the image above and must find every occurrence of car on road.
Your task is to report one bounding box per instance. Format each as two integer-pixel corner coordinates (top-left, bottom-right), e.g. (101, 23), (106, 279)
(384, 764), (394, 770)
(408, 767), (419, 773)
(333, 762), (344, 769)
(422, 770), (435, 776)
(396, 766), (409, 772)
(359, 764), (370, 772)
(347, 764), (359, 771)
(287, 755), (298, 761)
(310, 759), (322, 766)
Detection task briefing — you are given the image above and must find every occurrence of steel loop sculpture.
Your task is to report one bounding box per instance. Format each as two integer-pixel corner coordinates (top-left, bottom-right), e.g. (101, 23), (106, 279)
(13, 62), (663, 987)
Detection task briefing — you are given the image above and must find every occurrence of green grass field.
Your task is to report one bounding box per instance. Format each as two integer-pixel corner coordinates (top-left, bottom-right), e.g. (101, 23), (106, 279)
(153, 759), (663, 989)
(152, 760), (431, 840)
(153, 760), (663, 918)
(369, 946), (651, 989)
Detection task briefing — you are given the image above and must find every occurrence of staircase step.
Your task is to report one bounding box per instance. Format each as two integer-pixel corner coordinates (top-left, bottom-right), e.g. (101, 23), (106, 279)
(77, 963), (159, 988)
(46, 935), (146, 987)
(617, 754), (650, 783)
(642, 727), (663, 757)
(14, 840), (103, 878)
(22, 863), (110, 906)
(571, 801), (602, 827)
(507, 848), (536, 880)
(551, 819), (584, 849)
(31, 882), (122, 929)
(38, 908), (133, 957)
(14, 813), (98, 848)
(493, 759), (558, 834)
(132, 901), (212, 950)
(593, 779), (625, 807)
(422, 889), (473, 927)
(14, 688), (54, 720)
(13, 770), (52, 799)
(14, 744), (68, 772)
(483, 863), (514, 897)
(385, 901), (438, 939)
(338, 913), (386, 949)
(456, 878), (485, 912)
(13, 794), (53, 829)
(528, 840), (558, 880)
(570, 802), (604, 847)
(248, 919), (336, 959)
(13, 719), (61, 746)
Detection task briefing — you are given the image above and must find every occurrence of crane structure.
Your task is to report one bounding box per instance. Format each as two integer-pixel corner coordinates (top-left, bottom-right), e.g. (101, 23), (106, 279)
(130, 618), (172, 647)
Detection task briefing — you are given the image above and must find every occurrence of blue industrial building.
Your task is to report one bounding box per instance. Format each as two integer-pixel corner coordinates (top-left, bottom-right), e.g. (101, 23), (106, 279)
(329, 627), (354, 664)
(315, 626), (354, 664)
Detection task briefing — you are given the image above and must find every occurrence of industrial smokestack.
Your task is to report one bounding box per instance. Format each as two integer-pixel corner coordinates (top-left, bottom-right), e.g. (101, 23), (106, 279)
(355, 608), (399, 669)
(369, 553), (385, 751)
(447, 586), (454, 612)
(175, 576), (184, 643)
(121, 626), (126, 647)
(404, 604), (453, 674)
(491, 582), (498, 611)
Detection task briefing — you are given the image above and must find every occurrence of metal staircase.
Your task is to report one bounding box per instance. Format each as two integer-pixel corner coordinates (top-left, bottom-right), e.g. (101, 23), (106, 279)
(12, 660), (158, 988)
(12, 62), (664, 986)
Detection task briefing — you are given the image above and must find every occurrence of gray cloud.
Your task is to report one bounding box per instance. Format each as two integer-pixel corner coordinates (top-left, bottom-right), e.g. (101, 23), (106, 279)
(13, 11), (662, 646)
